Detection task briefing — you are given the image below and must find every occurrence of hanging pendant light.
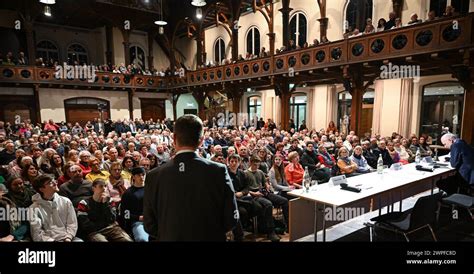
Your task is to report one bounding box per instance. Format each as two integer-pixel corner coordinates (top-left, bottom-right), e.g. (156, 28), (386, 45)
(154, 0), (167, 34)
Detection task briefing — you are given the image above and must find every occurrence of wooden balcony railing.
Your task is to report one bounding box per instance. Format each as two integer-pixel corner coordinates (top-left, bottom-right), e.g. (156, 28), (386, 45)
(0, 13), (473, 91)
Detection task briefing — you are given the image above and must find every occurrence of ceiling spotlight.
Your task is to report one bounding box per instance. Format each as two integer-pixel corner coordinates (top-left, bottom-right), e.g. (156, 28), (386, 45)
(154, 20), (167, 26)
(44, 5), (52, 16)
(39, 0), (55, 4)
(191, 0), (206, 7)
(196, 7), (203, 19)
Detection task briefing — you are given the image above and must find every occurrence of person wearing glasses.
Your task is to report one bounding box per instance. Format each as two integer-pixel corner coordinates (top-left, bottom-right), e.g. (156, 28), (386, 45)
(30, 175), (81, 242)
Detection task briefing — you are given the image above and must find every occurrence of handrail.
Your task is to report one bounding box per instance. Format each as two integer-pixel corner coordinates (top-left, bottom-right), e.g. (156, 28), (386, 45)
(0, 13), (472, 91)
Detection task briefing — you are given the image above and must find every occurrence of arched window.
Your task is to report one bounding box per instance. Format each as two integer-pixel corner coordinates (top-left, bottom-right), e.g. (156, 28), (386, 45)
(214, 38), (226, 64)
(421, 82), (465, 143)
(247, 96), (262, 120)
(290, 94), (307, 130)
(36, 40), (59, 63)
(430, 0), (469, 17)
(130, 45), (146, 69)
(345, 0), (373, 32)
(289, 12), (307, 47)
(67, 43), (88, 65)
(246, 27), (260, 57)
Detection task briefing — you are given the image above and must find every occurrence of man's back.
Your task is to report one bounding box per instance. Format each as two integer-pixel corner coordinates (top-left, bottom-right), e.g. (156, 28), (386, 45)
(450, 139), (474, 185)
(144, 152), (237, 241)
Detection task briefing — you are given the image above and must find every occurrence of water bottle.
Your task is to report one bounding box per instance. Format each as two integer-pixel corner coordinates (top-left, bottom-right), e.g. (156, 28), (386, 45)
(415, 148), (421, 164)
(303, 166), (311, 192)
(377, 154), (383, 174)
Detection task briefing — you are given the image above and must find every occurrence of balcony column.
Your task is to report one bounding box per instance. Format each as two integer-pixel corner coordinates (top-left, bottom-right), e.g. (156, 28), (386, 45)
(128, 88), (135, 120)
(277, 82), (292, 130)
(392, 0), (404, 20)
(196, 32), (204, 67)
(172, 93), (181, 121)
(147, 31), (155, 71)
(231, 27), (239, 62)
(279, 0), (292, 49)
(452, 55), (474, 144)
(121, 30), (131, 65)
(192, 90), (207, 120)
(24, 20), (36, 65)
(33, 84), (41, 124)
(317, 0), (328, 41)
(105, 25), (114, 66)
(344, 65), (373, 136)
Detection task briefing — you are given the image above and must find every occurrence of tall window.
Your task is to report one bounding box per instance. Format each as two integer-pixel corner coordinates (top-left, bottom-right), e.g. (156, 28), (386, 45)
(130, 46), (146, 69)
(289, 12), (307, 47)
(246, 27), (260, 57)
(430, 0), (469, 17)
(420, 82), (465, 144)
(214, 38), (225, 64)
(345, 0), (373, 31)
(430, 0), (448, 17)
(67, 44), (88, 65)
(290, 94), (307, 130)
(36, 40), (59, 62)
(247, 96), (262, 120)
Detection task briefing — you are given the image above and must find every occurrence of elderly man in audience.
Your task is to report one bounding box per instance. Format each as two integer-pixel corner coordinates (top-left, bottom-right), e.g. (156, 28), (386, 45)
(59, 164), (93, 207)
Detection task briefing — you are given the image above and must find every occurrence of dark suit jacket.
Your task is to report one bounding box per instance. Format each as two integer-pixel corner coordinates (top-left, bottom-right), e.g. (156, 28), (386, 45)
(450, 139), (474, 185)
(144, 151), (238, 241)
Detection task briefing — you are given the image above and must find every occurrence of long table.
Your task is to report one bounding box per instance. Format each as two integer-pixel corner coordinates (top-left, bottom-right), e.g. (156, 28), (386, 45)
(288, 161), (456, 242)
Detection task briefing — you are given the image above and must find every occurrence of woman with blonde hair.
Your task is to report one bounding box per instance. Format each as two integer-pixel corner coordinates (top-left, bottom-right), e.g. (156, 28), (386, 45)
(284, 151), (304, 188)
(337, 147), (359, 176)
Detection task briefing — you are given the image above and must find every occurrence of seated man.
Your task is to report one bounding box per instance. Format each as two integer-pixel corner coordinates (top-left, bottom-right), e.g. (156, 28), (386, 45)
(77, 179), (132, 242)
(29, 175), (80, 242)
(59, 164), (93, 207)
(437, 133), (474, 194)
(121, 167), (148, 242)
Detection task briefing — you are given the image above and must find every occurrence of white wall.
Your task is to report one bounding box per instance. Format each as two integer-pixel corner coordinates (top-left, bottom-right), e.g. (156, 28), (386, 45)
(38, 88), (130, 122)
(35, 23), (104, 64)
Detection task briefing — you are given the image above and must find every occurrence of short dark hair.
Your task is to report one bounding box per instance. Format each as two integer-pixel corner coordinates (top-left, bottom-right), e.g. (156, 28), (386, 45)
(227, 154), (241, 161)
(92, 178), (107, 187)
(174, 115), (203, 148)
(32, 174), (54, 194)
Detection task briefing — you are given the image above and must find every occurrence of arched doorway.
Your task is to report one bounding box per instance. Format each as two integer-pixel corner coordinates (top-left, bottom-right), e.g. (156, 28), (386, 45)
(64, 98), (110, 125)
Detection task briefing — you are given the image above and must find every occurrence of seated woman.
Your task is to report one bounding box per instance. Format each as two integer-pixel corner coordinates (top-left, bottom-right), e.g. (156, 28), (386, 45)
(284, 151), (304, 188)
(387, 142), (400, 164)
(1, 179), (29, 242)
(337, 148), (359, 177)
(349, 146), (372, 173)
(268, 154), (294, 200)
(394, 139), (410, 164)
(317, 145), (336, 170)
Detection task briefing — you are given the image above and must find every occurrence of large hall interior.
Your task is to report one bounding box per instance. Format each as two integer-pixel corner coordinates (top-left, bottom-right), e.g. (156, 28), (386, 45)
(0, 0), (473, 243)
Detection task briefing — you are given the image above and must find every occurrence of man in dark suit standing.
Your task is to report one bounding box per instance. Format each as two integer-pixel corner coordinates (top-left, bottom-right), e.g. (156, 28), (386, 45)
(144, 114), (238, 241)
(438, 133), (474, 194)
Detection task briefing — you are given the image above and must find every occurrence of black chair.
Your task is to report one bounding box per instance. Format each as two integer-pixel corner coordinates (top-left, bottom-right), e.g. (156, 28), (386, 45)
(368, 193), (443, 242)
(441, 193), (474, 220)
